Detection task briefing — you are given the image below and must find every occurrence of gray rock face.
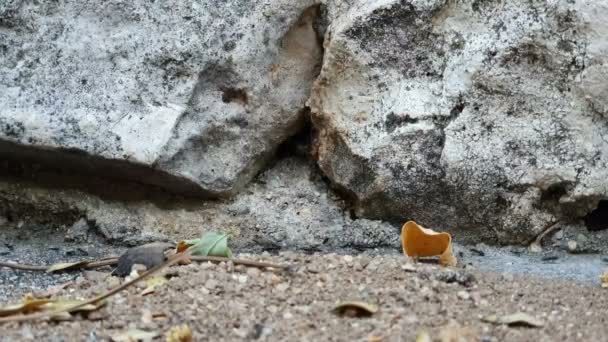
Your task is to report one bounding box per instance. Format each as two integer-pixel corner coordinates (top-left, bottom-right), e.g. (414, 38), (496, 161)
(0, 0), (322, 196)
(0, 156), (398, 251)
(2, 0), (608, 247)
(309, 0), (608, 243)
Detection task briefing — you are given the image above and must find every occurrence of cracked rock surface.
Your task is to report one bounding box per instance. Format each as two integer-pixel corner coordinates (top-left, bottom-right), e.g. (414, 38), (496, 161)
(0, 0), (322, 196)
(309, 0), (608, 243)
(0, 156), (398, 252)
(0, 0), (607, 246)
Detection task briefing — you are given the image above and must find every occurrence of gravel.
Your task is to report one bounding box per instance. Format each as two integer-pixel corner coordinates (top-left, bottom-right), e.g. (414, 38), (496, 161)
(1, 252), (607, 341)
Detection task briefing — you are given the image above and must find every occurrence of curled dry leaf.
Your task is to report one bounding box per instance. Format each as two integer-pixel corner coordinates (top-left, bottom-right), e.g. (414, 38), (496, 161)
(482, 312), (543, 328)
(333, 301), (378, 317)
(401, 221), (457, 266)
(166, 324), (193, 342)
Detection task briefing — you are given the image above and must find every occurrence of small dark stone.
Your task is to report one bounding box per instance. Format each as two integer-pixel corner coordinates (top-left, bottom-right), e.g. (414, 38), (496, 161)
(470, 248), (485, 256)
(65, 247), (89, 257)
(434, 269), (476, 287)
(248, 323), (265, 340)
(541, 254), (559, 262)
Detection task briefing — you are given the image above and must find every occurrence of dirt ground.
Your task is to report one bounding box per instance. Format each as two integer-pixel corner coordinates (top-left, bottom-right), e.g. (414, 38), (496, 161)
(1, 252), (607, 342)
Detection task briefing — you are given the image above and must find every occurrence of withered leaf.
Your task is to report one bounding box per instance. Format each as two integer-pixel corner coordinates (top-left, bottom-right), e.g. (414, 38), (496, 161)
(0, 296), (104, 321)
(401, 221), (457, 267)
(0, 296), (51, 317)
(482, 312), (543, 328)
(333, 301), (378, 317)
(46, 261), (91, 273)
(415, 330), (432, 342)
(141, 276), (169, 296)
(600, 271), (608, 288)
(166, 324), (193, 342)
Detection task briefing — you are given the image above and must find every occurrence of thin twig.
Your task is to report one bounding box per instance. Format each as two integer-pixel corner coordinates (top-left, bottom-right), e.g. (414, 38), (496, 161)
(83, 258), (119, 269)
(0, 252), (190, 323)
(0, 257), (119, 272)
(190, 255), (285, 269)
(529, 221), (561, 246)
(0, 262), (47, 271)
(0, 254), (284, 273)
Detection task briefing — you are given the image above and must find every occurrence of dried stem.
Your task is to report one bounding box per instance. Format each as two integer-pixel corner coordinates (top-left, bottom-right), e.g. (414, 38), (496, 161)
(0, 252), (189, 323)
(0, 255), (284, 273)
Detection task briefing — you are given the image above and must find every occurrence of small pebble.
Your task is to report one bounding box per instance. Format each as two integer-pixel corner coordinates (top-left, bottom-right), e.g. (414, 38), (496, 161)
(567, 240), (578, 252)
(541, 255), (559, 262)
(204, 279), (219, 290)
(276, 283), (289, 292)
(246, 267), (261, 277)
(457, 290), (470, 300)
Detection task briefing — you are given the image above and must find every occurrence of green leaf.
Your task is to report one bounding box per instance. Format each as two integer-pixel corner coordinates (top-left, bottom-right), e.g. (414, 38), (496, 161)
(190, 232), (232, 257)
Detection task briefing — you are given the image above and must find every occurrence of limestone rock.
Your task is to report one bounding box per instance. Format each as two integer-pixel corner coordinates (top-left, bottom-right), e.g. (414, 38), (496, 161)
(0, 156), (398, 251)
(0, 0), (322, 196)
(309, 0), (608, 243)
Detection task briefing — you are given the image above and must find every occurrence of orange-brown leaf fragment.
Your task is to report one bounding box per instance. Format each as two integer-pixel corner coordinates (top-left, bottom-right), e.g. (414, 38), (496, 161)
(0, 296), (51, 317)
(401, 221), (457, 267)
(176, 241), (190, 253)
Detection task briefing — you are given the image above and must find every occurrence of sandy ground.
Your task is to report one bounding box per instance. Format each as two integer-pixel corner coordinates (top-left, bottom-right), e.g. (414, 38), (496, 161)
(1, 250), (608, 342)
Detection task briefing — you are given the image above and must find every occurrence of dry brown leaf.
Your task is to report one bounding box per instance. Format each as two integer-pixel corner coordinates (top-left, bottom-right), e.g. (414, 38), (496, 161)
(0, 296), (51, 317)
(482, 312), (543, 328)
(166, 324), (193, 342)
(401, 221), (457, 266)
(175, 241), (190, 253)
(43, 299), (105, 314)
(141, 276), (169, 296)
(46, 261), (91, 273)
(0, 295), (104, 321)
(416, 330), (432, 342)
(600, 271), (608, 288)
(111, 329), (159, 342)
(333, 301), (378, 317)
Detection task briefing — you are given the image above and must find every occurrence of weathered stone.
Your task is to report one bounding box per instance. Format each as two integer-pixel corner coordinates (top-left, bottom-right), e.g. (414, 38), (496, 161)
(0, 0), (322, 196)
(0, 155), (398, 251)
(309, 0), (608, 243)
